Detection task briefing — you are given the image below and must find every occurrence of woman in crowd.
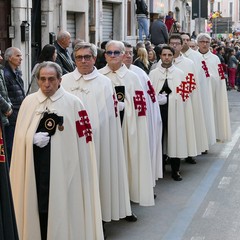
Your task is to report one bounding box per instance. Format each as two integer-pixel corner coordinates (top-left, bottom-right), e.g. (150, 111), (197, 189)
(133, 47), (150, 74)
(227, 48), (238, 89)
(28, 44), (57, 94)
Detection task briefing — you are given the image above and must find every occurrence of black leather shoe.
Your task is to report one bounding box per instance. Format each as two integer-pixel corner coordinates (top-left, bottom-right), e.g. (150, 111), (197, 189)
(172, 172), (182, 181)
(125, 213), (138, 222)
(185, 157), (196, 164)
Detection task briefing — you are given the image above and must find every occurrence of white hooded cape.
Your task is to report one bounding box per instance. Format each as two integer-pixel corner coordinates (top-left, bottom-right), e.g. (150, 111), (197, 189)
(10, 87), (103, 240)
(99, 64), (154, 206)
(62, 67), (131, 222)
(150, 64), (188, 158)
(183, 48), (215, 147)
(129, 65), (163, 184)
(200, 50), (231, 142)
(174, 54), (208, 155)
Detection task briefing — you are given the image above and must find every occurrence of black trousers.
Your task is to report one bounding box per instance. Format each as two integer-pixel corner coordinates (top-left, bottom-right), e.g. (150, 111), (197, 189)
(34, 142), (50, 240)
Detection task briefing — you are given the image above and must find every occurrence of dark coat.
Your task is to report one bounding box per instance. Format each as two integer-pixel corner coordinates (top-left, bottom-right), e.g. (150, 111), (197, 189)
(3, 62), (25, 125)
(54, 41), (75, 75)
(150, 19), (169, 46)
(0, 70), (12, 126)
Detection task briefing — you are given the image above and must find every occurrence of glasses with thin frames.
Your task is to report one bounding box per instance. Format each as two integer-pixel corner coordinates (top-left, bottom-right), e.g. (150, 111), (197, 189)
(198, 41), (210, 44)
(105, 50), (122, 56)
(75, 55), (93, 61)
(169, 42), (182, 46)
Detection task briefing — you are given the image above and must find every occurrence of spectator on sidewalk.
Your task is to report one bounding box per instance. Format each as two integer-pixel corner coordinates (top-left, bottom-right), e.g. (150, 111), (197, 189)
(3, 47), (25, 165)
(165, 11), (175, 33)
(135, 0), (149, 41)
(54, 30), (75, 75)
(150, 13), (169, 46)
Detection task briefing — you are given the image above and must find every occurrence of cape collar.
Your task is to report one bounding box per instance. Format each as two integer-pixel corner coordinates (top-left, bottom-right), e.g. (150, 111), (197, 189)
(173, 54), (184, 64)
(182, 48), (192, 57)
(157, 64), (175, 74)
(37, 86), (65, 103)
(198, 50), (211, 59)
(73, 67), (98, 81)
(100, 64), (128, 78)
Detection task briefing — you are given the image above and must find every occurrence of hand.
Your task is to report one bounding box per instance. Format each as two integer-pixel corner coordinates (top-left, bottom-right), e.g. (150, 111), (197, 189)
(157, 94), (167, 105)
(5, 108), (13, 117)
(118, 101), (125, 111)
(33, 132), (50, 148)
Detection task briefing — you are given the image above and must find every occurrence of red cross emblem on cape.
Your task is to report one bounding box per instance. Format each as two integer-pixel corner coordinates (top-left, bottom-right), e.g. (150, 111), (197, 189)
(202, 61), (210, 77)
(218, 64), (225, 80)
(133, 90), (147, 116)
(147, 80), (156, 103)
(176, 80), (190, 102)
(186, 73), (196, 93)
(113, 94), (118, 117)
(0, 138), (5, 162)
(76, 110), (92, 143)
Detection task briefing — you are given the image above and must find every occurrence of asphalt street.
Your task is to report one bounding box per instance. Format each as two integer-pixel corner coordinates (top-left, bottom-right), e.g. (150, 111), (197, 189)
(104, 89), (240, 240)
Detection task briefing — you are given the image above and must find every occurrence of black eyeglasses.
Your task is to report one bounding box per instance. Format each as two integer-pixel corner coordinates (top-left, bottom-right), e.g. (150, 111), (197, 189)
(106, 50), (122, 56)
(75, 55), (92, 61)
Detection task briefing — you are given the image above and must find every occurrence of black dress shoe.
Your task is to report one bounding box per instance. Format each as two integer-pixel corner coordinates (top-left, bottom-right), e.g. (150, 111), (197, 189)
(172, 172), (182, 181)
(185, 157), (196, 164)
(125, 213), (138, 222)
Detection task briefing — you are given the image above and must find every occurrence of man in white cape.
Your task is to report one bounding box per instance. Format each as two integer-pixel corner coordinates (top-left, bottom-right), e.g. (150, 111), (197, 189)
(10, 62), (103, 240)
(181, 32), (215, 147)
(150, 46), (188, 181)
(61, 42), (133, 224)
(99, 40), (154, 206)
(122, 41), (163, 185)
(197, 33), (231, 142)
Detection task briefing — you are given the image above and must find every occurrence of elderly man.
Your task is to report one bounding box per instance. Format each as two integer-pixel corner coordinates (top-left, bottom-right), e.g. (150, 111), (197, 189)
(150, 13), (169, 46)
(62, 42), (134, 227)
(122, 41), (163, 185)
(54, 30), (75, 75)
(10, 62), (103, 240)
(99, 40), (154, 207)
(3, 47), (25, 165)
(149, 46), (188, 181)
(0, 51), (17, 240)
(181, 32), (215, 148)
(197, 33), (231, 142)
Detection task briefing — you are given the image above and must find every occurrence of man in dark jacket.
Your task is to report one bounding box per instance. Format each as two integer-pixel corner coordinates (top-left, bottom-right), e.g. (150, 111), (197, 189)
(135, 0), (149, 41)
(3, 47), (25, 165)
(150, 14), (169, 46)
(54, 30), (75, 75)
(0, 52), (12, 128)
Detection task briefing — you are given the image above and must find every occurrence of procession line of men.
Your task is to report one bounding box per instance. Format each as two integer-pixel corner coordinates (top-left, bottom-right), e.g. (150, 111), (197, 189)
(8, 32), (231, 239)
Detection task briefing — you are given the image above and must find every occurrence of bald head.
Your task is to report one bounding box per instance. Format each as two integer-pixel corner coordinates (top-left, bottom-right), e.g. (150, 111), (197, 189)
(57, 30), (72, 49)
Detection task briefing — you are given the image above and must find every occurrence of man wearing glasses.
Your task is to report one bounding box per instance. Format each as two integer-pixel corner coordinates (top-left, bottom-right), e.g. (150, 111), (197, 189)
(122, 42), (163, 188)
(61, 42), (134, 235)
(181, 32), (215, 149)
(197, 33), (231, 143)
(169, 34), (208, 163)
(99, 40), (155, 208)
